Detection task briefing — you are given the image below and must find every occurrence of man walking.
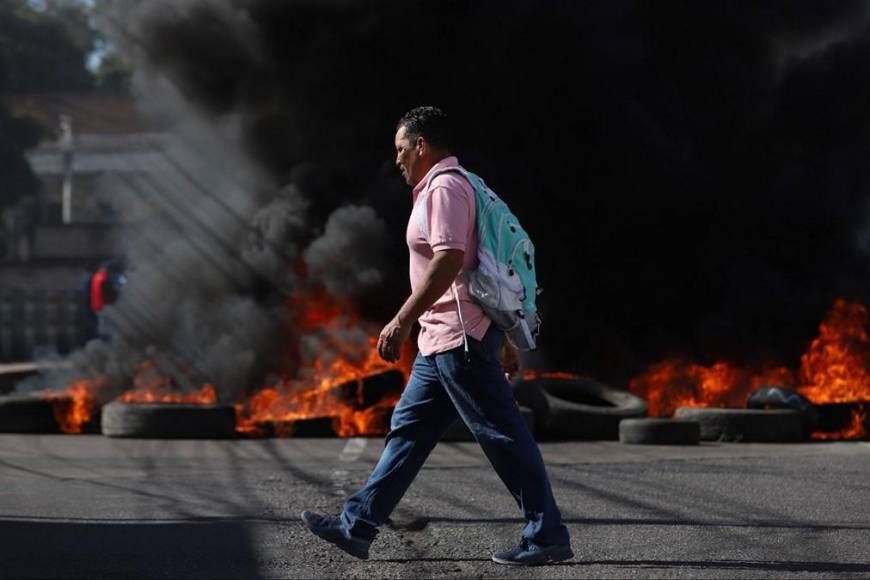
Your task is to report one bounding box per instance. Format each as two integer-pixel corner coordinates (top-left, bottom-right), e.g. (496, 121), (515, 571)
(302, 106), (572, 565)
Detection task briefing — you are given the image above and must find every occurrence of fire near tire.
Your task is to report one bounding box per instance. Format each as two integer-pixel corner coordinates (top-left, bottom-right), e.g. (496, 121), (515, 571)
(440, 406), (535, 442)
(673, 407), (806, 442)
(0, 393), (59, 433)
(815, 402), (870, 434)
(101, 402), (236, 439)
(619, 418), (701, 445)
(514, 377), (647, 440)
(746, 386), (818, 434)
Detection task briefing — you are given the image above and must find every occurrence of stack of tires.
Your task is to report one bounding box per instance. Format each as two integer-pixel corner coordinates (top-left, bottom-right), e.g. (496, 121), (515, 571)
(513, 376), (706, 445)
(514, 376), (651, 440)
(510, 378), (818, 445)
(673, 387), (816, 443)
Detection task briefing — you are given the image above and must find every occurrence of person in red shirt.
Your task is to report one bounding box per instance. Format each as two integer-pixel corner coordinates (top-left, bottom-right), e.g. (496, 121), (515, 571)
(90, 264), (108, 313)
(89, 260), (124, 340)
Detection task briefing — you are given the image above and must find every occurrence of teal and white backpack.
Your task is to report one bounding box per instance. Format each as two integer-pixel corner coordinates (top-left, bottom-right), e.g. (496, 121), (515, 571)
(416, 166), (541, 352)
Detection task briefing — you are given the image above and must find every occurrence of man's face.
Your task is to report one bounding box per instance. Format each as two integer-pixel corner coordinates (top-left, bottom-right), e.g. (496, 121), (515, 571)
(395, 125), (423, 186)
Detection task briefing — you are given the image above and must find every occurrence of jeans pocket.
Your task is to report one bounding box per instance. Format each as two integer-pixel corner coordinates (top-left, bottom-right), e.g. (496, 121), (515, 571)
(466, 335), (490, 365)
(467, 327), (504, 366)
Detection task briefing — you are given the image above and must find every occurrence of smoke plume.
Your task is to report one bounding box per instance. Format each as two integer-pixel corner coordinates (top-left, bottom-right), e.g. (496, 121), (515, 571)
(29, 0), (870, 396)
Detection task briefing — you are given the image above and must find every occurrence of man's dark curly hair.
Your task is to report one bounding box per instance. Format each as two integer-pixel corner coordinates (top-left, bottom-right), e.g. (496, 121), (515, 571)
(397, 106), (454, 152)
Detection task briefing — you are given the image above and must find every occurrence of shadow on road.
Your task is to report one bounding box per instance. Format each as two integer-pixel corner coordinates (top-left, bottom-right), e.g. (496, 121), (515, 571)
(375, 556), (870, 574)
(0, 518), (265, 579)
(581, 559), (870, 574)
(388, 516), (870, 532)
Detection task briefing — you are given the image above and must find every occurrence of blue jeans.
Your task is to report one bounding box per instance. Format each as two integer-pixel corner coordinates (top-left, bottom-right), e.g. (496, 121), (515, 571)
(341, 326), (570, 546)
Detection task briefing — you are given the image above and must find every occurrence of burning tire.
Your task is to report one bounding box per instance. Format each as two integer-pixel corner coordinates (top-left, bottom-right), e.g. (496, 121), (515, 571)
(814, 402), (870, 439)
(253, 417), (337, 438)
(0, 391), (101, 434)
(514, 377), (647, 440)
(101, 402), (236, 439)
(0, 393), (60, 433)
(242, 370), (404, 438)
(673, 407), (806, 442)
(619, 418), (701, 445)
(441, 406), (535, 442)
(746, 386), (818, 434)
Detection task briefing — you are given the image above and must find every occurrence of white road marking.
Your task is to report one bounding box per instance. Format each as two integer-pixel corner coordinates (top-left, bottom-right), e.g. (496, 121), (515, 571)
(332, 437), (368, 496)
(339, 437), (367, 462)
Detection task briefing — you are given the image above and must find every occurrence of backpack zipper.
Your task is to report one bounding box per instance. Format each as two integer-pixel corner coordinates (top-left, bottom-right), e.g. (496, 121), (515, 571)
(505, 238), (530, 294)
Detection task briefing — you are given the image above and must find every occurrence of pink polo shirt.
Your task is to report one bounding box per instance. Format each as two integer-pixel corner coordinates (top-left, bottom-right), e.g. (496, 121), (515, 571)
(407, 156), (491, 355)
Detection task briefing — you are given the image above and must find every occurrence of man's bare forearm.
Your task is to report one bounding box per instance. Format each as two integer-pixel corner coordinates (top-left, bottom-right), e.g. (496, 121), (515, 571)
(396, 249), (464, 326)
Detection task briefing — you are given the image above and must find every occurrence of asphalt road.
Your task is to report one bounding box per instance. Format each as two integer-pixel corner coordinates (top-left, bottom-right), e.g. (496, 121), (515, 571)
(0, 435), (868, 579)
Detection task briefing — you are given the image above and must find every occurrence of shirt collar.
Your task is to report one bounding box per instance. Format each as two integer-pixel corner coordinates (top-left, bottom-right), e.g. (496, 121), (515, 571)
(412, 156), (459, 200)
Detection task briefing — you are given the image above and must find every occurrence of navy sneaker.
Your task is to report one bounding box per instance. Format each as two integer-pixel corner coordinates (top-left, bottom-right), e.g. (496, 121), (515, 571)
(492, 538), (574, 566)
(300, 511), (372, 560)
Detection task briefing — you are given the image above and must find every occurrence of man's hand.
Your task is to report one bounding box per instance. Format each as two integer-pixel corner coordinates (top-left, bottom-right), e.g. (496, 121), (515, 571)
(379, 249), (464, 363)
(378, 316), (412, 363)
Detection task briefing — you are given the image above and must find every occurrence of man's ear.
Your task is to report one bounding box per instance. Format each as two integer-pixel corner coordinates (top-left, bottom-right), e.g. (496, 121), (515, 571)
(415, 136), (426, 155)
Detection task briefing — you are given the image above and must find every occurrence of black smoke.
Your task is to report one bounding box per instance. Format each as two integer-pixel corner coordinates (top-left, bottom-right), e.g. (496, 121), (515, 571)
(96, 0), (870, 387)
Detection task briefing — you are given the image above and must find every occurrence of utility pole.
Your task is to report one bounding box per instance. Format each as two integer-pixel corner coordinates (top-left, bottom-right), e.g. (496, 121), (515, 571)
(60, 115), (73, 224)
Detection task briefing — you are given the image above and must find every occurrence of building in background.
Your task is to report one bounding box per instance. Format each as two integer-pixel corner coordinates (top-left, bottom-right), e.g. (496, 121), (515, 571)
(0, 91), (160, 361)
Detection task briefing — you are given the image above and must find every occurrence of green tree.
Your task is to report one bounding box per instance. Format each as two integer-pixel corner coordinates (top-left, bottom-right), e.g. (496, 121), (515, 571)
(0, 0), (100, 207)
(0, 0), (95, 92)
(0, 106), (42, 208)
(95, 50), (131, 92)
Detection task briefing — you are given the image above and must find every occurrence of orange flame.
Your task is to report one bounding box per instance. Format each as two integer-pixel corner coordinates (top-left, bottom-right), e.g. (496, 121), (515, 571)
(521, 370), (580, 381)
(236, 333), (412, 437)
(43, 378), (104, 434)
(231, 289), (413, 437)
(797, 299), (870, 404)
(117, 360), (217, 404)
(812, 406), (868, 441)
(52, 286), (413, 438)
(629, 298), (869, 439)
(333, 396), (401, 437)
(629, 361), (795, 418)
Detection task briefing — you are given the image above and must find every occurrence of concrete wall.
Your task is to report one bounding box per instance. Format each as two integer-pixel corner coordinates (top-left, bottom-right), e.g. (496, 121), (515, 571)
(32, 224), (122, 261)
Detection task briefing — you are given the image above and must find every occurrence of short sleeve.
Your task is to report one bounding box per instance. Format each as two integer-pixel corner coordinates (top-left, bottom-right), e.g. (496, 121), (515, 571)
(426, 179), (473, 253)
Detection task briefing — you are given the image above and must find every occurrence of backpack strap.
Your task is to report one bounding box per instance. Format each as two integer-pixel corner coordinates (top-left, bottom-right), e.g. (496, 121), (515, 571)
(414, 166), (471, 242)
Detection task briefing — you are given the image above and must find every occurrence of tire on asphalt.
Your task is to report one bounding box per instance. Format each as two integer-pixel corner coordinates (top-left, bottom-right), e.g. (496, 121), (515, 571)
(619, 418), (701, 445)
(514, 377), (647, 440)
(101, 402), (237, 439)
(253, 417), (337, 438)
(0, 393), (60, 433)
(673, 407), (806, 442)
(746, 386), (818, 434)
(440, 406), (535, 442)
